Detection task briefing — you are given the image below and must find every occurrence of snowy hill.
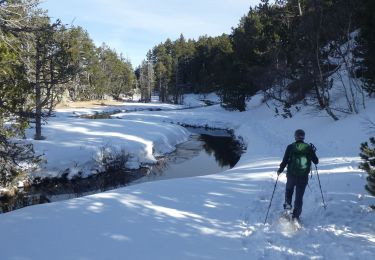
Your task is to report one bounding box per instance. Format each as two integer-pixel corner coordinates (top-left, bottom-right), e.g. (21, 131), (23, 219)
(0, 94), (374, 259)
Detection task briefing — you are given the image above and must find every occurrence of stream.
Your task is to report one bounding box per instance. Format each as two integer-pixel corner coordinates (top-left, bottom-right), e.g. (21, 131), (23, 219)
(136, 127), (243, 183)
(0, 127), (244, 213)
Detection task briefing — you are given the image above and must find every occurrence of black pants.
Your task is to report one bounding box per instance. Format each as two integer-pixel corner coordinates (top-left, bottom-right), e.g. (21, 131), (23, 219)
(285, 174), (308, 218)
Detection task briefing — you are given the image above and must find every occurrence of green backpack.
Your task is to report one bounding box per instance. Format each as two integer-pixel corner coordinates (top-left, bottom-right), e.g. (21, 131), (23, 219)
(287, 142), (312, 176)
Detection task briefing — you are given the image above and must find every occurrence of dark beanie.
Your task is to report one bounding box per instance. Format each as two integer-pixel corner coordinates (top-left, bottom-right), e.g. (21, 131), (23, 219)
(294, 129), (305, 140)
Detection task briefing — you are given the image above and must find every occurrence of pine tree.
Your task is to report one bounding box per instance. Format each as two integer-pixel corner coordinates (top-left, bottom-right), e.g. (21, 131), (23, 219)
(27, 18), (79, 140)
(65, 26), (98, 100)
(358, 0), (375, 96)
(0, 0), (38, 185)
(359, 137), (375, 196)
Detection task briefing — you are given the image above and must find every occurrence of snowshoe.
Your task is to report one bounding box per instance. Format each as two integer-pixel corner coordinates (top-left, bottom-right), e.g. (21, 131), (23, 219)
(282, 209), (293, 221)
(282, 203), (293, 221)
(291, 217), (302, 229)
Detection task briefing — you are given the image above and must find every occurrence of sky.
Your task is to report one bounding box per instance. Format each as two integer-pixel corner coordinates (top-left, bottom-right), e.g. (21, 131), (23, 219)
(40, 0), (260, 68)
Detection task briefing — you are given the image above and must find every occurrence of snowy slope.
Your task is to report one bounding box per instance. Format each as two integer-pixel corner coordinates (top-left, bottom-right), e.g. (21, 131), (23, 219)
(1, 94), (374, 259)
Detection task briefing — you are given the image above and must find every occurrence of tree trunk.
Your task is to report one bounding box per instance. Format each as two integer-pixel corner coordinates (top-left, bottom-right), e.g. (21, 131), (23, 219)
(312, 2), (338, 121)
(34, 38), (43, 140)
(298, 0), (303, 16)
(325, 106), (339, 121)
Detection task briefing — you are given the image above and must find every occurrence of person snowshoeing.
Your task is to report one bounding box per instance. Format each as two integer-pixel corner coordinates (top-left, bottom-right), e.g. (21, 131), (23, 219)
(277, 129), (319, 221)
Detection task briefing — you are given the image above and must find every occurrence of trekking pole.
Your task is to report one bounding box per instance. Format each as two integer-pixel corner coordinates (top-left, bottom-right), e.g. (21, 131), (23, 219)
(264, 174), (280, 225)
(315, 164), (327, 209)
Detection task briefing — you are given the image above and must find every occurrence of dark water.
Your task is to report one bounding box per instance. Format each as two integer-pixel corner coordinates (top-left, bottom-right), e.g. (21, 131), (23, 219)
(0, 128), (243, 213)
(135, 128), (243, 183)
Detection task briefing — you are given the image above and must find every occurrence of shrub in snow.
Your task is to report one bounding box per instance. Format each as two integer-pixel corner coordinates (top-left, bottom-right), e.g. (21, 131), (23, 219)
(95, 146), (129, 173)
(359, 137), (375, 196)
(0, 140), (39, 187)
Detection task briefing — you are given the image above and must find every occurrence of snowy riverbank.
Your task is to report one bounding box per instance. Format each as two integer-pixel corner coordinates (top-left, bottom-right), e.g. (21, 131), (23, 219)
(1, 94), (374, 259)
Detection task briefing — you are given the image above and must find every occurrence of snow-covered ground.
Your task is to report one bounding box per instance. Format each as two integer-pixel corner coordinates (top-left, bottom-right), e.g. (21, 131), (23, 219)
(28, 109), (191, 177)
(26, 94), (220, 178)
(1, 93), (375, 259)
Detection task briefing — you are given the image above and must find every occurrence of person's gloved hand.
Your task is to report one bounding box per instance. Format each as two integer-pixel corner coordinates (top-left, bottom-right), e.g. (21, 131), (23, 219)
(277, 170), (282, 176)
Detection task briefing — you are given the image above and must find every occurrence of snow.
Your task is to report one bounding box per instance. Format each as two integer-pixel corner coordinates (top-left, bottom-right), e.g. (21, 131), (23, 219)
(1, 93), (375, 259)
(27, 109), (191, 178)
(183, 93), (221, 107)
